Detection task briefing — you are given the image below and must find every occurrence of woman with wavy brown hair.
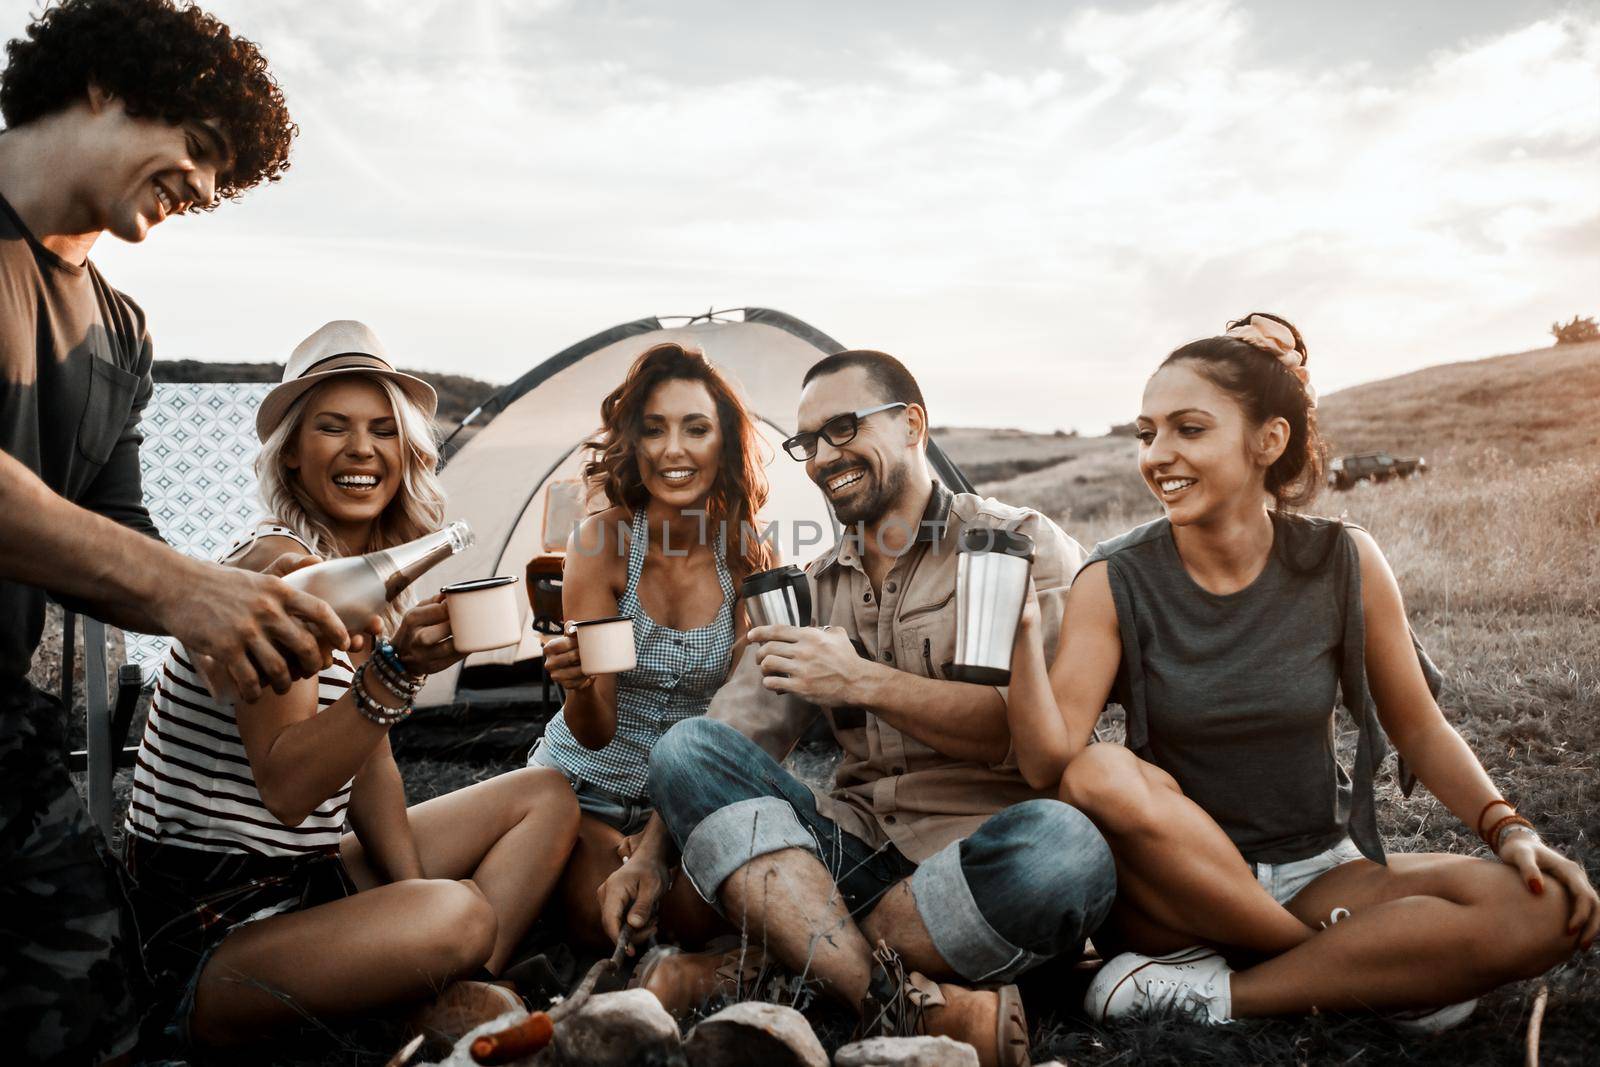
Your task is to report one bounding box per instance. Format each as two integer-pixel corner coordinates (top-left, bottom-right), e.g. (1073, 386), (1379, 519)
(530, 341), (775, 952)
(1002, 312), (1595, 1032)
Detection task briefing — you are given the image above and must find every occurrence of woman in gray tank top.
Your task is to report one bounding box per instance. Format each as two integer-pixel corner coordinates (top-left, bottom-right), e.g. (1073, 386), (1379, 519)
(1002, 313), (1596, 1029)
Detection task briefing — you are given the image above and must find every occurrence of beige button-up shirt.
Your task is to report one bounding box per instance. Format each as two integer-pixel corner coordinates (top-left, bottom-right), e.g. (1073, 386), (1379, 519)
(709, 481), (1084, 862)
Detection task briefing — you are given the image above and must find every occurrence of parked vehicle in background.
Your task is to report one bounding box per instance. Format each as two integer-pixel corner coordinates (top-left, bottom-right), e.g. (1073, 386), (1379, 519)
(1328, 451), (1428, 490)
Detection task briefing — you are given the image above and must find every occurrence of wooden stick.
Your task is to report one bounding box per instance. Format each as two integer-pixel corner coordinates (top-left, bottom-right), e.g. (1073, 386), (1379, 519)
(382, 1033), (425, 1067)
(471, 929), (634, 1064)
(1525, 982), (1549, 1067)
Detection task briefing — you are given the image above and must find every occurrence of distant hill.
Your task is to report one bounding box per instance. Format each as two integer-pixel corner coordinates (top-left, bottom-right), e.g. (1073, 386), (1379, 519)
(940, 340), (1600, 527)
(152, 360), (502, 429)
(1314, 339), (1600, 465)
(930, 426), (1087, 483)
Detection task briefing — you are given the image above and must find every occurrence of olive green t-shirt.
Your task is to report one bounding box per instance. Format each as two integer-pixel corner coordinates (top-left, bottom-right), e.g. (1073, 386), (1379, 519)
(0, 190), (160, 681)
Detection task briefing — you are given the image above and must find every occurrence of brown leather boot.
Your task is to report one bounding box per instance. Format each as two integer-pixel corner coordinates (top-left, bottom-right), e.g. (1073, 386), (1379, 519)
(862, 943), (1029, 1067)
(632, 943), (768, 1018)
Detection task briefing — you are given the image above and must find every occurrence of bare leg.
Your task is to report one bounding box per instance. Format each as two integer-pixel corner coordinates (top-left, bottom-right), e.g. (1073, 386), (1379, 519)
(1231, 852), (1576, 1016)
(559, 816), (630, 952)
(560, 813), (731, 951)
(860, 879), (952, 979)
(1061, 744), (1313, 955)
(342, 766), (580, 972)
(720, 847), (874, 1009)
(657, 866), (729, 946)
(192, 879), (496, 1046)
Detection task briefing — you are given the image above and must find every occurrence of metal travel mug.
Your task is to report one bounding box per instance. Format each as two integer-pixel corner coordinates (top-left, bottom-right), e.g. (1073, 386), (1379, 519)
(947, 527), (1035, 686)
(739, 564), (813, 629)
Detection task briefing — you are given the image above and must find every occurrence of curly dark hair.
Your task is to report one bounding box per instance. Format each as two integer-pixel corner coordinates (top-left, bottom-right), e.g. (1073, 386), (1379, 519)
(1, 0), (296, 202)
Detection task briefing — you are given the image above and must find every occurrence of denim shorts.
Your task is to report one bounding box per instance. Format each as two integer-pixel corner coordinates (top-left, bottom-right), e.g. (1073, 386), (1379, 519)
(529, 739), (654, 836)
(1252, 836), (1367, 905)
(123, 837), (354, 1053)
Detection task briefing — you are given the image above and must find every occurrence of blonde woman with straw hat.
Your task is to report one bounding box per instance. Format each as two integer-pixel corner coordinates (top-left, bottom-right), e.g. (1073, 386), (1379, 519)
(122, 321), (579, 1055)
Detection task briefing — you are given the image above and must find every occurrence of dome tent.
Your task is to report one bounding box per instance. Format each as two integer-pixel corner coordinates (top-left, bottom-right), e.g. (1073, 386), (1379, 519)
(413, 307), (974, 712)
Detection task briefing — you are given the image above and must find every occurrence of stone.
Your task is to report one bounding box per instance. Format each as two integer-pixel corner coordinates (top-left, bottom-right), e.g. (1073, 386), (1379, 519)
(547, 988), (684, 1066)
(684, 1001), (828, 1067)
(833, 1035), (981, 1067)
(428, 1013), (530, 1067)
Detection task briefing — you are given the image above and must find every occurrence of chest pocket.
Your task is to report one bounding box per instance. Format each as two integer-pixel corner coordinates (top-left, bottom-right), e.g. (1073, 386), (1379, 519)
(76, 356), (140, 466)
(895, 584), (955, 681)
(898, 617), (955, 681)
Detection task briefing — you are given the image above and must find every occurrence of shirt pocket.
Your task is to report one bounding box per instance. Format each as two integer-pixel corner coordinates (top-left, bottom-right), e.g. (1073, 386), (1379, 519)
(896, 586), (954, 626)
(898, 618), (954, 681)
(896, 585), (956, 680)
(76, 356), (141, 466)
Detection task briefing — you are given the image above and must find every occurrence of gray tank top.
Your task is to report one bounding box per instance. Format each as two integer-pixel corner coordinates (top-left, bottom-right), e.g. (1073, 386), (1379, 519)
(1084, 513), (1441, 865)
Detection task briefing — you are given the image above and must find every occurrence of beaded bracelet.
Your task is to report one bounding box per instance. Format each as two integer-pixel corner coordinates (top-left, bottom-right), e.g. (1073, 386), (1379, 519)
(365, 653), (416, 704)
(1475, 798), (1513, 840)
(351, 660), (407, 721)
(376, 646), (422, 687)
(369, 646), (422, 698)
(353, 670), (410, 727)
(1487, 813), (1536, 854)
(351, 658), (412, 726)
(377, 638), (425, 691)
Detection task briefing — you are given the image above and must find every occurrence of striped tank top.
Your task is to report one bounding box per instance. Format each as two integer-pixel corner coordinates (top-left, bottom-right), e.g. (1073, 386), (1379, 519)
(537, 508), (737, 802)
(125, 523), (356, 858)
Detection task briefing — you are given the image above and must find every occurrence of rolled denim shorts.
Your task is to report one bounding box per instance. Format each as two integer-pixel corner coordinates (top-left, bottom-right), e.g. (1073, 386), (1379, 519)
(1252, 837), (1367, 905)
(648, 717), (1117, 983)
(529, 739), (654, 836)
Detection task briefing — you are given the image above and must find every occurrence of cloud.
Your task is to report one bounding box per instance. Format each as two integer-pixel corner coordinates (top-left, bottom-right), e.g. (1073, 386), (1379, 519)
(1062, 0), (1249, 78)
(15, 0), (1588, 432)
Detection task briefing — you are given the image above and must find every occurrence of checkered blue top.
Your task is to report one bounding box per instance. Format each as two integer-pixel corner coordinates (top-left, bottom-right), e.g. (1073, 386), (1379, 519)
(537, 508), (737, 802)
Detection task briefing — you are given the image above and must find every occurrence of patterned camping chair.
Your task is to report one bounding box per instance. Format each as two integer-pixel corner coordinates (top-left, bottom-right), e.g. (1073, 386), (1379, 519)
(68, 382), (272, 833)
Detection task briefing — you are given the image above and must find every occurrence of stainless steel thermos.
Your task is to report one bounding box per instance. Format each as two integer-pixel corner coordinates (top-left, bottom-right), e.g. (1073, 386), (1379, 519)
(947, 526), (1035, 685)
(739, 564), (812, 629)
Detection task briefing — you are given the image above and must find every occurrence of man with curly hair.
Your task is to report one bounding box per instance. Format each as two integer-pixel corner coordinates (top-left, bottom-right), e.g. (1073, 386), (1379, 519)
(0, 2), (344, 1062)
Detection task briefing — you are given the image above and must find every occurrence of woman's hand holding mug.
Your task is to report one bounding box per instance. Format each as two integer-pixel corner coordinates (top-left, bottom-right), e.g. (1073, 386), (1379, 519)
(542, 624), (595, 691)
(390, 593), (463, 676)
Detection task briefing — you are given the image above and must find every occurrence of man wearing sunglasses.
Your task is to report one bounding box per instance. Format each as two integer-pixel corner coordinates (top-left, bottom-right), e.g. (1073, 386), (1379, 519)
(626, 350), (1116, 1067)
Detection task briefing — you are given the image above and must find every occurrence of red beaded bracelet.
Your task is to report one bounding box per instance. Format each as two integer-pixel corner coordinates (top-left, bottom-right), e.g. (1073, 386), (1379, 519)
(1475, 798), (1513, 840)
(1487, 813), (1535, 853)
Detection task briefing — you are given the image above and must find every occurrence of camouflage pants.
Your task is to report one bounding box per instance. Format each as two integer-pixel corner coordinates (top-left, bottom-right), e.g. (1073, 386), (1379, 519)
(0, 679), (145, 1065)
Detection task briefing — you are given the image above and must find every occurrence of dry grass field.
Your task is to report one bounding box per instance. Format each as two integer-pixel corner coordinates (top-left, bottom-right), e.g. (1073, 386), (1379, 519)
(42, 341), (1598, 1064)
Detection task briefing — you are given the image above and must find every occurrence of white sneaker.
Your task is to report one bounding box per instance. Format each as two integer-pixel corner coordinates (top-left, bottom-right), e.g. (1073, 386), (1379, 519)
(1387, 998), (1478, 1034)
(1084, 947), (1233, 1024)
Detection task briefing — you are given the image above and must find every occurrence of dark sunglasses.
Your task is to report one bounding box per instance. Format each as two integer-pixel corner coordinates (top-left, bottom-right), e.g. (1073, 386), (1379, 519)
(783, 402), (908, 461)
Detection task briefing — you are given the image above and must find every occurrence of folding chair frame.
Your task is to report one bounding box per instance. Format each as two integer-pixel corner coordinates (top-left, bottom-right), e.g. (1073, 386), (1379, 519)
(64, 612), (144, 835)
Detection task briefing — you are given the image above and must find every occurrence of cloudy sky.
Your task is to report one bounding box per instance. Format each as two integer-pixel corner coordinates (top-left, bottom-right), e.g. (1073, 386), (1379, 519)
(7, 0), (1596, 431)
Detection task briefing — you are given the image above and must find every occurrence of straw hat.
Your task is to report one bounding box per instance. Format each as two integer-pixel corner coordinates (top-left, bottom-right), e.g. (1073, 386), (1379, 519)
(255, 320), (438, 441)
